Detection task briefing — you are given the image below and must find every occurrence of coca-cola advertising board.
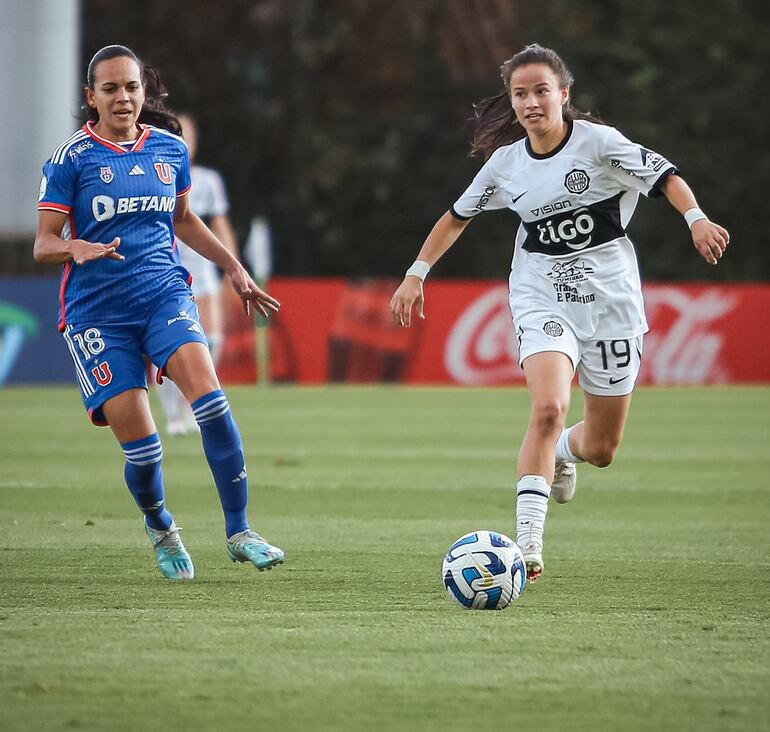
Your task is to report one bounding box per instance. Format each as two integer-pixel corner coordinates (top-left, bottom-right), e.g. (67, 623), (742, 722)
(217, 279), (770, 386)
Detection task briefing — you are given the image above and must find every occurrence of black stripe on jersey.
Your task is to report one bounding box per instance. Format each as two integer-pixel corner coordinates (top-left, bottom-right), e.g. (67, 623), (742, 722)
(521, 192), (625, 256)
(647, 166), (678, 198)
(449, 205), (473, 221)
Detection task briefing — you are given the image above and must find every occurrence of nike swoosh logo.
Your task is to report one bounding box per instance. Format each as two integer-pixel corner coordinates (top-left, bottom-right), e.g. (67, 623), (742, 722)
(609, 375), (630, 385)
(511, 191), (527, 204)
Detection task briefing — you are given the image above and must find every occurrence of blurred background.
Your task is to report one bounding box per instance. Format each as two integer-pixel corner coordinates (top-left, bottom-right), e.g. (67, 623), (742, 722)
(2, 0), (769, 388)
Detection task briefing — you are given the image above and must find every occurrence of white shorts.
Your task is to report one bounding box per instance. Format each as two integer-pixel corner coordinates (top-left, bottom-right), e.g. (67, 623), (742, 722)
(177, 242), (221, 298)
(516, 316), (644, 396)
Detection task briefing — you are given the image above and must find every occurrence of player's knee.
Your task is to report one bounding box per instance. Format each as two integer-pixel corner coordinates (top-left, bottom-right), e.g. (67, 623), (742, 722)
(584, 442), (618, 468)
(530, 399), (569, 436)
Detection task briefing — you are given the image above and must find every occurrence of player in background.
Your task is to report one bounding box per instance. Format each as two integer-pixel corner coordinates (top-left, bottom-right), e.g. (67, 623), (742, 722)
(34, 44), (285, 580)
(389, 44), (729, 582)
(155, 113), (239, 436)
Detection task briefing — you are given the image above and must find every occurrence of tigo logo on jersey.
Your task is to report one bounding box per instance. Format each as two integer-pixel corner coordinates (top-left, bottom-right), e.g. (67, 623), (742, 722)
(100, 166), (114, 184)
(154, 162), (173, 184)
(91, 195), (176, 222)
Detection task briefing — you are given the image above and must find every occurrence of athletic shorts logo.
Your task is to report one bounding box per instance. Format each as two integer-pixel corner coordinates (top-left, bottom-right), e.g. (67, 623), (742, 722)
(100, 166), (114, 184)
(154, 162), (173, 184)
(564, 169), (589, 194)
(91, 361), (113, 386)
(609, 374), (630, 385)
(543, 321), (564, 337)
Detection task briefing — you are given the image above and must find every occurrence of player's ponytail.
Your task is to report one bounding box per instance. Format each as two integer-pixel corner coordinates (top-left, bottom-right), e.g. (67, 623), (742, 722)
(137, 64), (182, 135)
(83, 45), (181, 136)
(470, 44), (603, 160)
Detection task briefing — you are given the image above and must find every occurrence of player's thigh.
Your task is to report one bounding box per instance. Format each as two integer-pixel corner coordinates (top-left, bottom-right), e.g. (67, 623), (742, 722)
(578, 335), (642, 450)
(102, 388), (157, 443)
(61, 322), (147, 427)
(164, 342), (220, 403)
(517, 318), (579, 406)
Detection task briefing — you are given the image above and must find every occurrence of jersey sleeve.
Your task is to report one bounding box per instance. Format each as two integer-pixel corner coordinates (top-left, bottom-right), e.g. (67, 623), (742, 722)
(450, 155), (509, 219)
(37, 155), (77, 215)
(176, 145), (192, 196)
(602, 126), (678, 198)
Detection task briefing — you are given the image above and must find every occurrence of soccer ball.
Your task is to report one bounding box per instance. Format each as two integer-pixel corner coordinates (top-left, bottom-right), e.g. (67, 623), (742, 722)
(442, 530), (527, 610)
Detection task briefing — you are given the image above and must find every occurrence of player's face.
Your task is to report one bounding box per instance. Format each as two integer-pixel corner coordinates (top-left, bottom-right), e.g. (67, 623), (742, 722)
(86, 56), (145, 140)
(509, 64), (568, 137)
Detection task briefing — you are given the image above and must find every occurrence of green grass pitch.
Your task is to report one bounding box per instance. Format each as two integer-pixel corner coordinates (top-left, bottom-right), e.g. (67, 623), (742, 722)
(1, 385), (768, 731)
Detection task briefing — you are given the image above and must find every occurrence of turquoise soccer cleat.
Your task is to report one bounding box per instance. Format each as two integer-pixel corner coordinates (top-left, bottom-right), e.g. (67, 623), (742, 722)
(226, 530), (285, 571)
(145, 522), (195, 580)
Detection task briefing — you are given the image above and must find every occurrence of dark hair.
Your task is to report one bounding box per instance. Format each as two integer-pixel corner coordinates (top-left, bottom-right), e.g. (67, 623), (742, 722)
(83, 45), (181, 135)
(470, 44), (603, 160)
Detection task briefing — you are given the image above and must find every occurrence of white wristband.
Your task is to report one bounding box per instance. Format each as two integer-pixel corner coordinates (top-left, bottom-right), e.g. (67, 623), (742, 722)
(684, 208), (708, 229)
(405, 260), (431, 281)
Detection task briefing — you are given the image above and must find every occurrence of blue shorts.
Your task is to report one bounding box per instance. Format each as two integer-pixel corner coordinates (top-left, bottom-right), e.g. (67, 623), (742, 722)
(61, 290), (209, 426)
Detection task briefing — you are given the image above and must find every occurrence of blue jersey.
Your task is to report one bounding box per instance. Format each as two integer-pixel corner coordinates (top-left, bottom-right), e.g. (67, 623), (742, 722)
(38, 122), (192, 330)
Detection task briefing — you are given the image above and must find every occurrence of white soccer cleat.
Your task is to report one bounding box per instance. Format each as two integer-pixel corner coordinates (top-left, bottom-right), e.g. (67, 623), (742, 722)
(518, 542), (544, 582)
(551, 461), (577, 504)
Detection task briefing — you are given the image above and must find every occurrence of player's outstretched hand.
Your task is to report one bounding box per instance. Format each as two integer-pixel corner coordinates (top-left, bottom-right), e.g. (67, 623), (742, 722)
(227, 264), (281, 317)
(72, 237), (124, 265)
(389, 276), (425, 328)
(691, 220), (730, 266)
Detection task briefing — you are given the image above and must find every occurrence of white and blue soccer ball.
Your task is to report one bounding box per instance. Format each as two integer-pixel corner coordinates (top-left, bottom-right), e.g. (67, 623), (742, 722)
(442, 530), (527, 610)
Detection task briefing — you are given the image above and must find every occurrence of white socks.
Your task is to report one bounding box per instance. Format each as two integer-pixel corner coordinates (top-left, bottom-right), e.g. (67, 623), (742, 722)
(516, 475), (550, 550)
(555, 426), (582, 463)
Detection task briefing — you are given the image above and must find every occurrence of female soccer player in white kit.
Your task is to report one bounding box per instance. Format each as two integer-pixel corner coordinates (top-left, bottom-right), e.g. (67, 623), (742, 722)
(155, 113), (240, 435)
(390, 44), (730, 582)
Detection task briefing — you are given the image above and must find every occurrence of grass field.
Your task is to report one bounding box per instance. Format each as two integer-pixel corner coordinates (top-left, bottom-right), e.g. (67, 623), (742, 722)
(1, 385), (768, 732)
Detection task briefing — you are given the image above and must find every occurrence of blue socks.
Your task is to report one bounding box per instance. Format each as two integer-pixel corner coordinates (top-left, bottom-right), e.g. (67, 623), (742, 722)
(122, 433), (173, 531)
(192, 390), (250, 538)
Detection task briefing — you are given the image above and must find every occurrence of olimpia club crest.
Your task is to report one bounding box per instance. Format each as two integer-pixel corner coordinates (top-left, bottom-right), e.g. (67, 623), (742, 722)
(100, 166), (114, 184)
(564, 168), (590, 194)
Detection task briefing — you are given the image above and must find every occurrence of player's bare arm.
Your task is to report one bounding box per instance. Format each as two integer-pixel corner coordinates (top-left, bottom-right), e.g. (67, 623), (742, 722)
(174, 195), (280, 317)
(390, 211), (471, 327)
(660, 175), (730, 266)
(34, 210), (123, 265)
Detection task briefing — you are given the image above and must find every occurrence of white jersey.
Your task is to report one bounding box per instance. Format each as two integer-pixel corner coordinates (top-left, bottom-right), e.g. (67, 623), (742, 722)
(176, 165), (230, 296)
(452, 119), (677, 340)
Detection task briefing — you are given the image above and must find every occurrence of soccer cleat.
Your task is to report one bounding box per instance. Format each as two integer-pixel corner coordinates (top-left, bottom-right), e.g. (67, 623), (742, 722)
(551, 461), (577, 504)
(519, 543), (544, 582)
(226, 530), (285, 571)
(145, 523), (195, 580)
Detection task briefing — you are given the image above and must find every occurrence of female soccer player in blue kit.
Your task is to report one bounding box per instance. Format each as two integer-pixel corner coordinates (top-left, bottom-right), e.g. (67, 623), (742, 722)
(390, 44), (730, 582)
(34, 45), (284, 580)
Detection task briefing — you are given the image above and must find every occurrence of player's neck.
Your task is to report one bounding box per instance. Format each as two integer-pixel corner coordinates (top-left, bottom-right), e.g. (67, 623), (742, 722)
(90, 119), (140, 144)
(527, 120), (569, 156)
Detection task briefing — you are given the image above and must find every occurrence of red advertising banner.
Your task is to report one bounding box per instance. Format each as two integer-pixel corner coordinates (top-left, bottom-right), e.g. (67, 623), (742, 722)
(218, 279), (770, 385)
